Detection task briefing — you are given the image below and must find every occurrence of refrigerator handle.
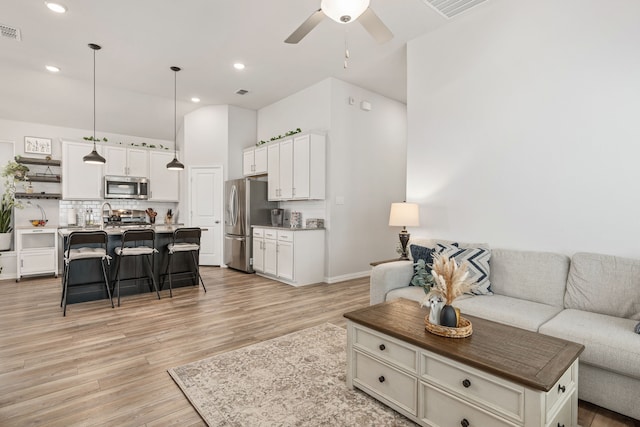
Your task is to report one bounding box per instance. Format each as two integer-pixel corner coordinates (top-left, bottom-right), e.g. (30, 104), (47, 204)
(230, 184), (238, 227)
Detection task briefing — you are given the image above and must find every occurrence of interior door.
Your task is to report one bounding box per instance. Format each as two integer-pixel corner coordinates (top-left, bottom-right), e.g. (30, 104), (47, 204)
(188, 166), (223, 265)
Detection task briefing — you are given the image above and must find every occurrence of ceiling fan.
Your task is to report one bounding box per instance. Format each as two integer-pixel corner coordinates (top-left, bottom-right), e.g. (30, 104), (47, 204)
(285, 0), (393, 44)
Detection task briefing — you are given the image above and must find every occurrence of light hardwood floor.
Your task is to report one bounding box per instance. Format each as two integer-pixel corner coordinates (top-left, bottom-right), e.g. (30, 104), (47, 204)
(0, 268), (637, 426)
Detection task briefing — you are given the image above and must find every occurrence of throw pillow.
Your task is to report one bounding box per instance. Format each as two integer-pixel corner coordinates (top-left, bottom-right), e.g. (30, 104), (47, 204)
(439, 244), (493, 295)
(635, 322), (640, 334)
(409, 242), (459, 288)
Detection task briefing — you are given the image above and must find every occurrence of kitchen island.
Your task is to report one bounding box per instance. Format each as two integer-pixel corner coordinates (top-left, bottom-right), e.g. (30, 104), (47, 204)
(58, 225), (204, 304)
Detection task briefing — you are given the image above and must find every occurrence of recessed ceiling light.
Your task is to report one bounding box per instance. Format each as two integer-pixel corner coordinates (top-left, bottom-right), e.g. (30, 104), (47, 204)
(45, 2), (67, 13)
(233, 63), (245, 70)
(45, 65), (60, 73)
(191, 97), (200, 103)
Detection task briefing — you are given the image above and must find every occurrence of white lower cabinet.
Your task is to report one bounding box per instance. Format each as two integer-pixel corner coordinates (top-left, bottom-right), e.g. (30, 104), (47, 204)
(347, 322), (579, 427)
(15, 228), (58, 281)
(252, 227), (324, 286)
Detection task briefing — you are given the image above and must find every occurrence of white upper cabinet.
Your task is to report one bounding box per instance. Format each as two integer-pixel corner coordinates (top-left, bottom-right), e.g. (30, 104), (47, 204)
(104, 146), (149, 177)
(62, 141), (103, 200)
(267, 139), (293, 201)
(243, 146), (267, 176)
(148, 151), (180, 201)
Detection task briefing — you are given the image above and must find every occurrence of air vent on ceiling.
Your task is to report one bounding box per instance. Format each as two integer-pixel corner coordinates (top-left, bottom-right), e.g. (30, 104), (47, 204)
(235, 89), (249, 95)
(0, 23), (22, 41)
(421, 0), (490, 19)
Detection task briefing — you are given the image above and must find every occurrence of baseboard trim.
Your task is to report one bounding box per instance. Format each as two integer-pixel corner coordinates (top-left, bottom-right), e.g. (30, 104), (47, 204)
(325, 270), (370, 284)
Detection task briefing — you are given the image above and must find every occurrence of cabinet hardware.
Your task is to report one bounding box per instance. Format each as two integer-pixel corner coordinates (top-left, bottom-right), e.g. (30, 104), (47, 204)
(378, 376), (385, 383)
(461, 419), (469, 427)
(558, 384), (566, 393)
(379, 344), (386, 351)
(462, 379), (471, 388)
(557, 424), (565, 427)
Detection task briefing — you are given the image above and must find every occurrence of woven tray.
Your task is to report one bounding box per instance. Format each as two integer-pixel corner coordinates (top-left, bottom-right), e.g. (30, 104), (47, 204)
(424, 315), (473, 338)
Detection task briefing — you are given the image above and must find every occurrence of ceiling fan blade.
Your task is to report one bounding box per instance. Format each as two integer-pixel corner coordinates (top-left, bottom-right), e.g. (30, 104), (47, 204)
(285, 9), (326, 44)
(358, 7), (393, 44)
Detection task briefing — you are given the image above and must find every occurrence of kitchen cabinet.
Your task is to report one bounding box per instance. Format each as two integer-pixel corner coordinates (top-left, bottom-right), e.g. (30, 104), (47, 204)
(265, 132), (325, 201)
(267, 139), (293, 201)
(15, 227), (58, 281)
(252, 227), (324, 286)
(148, 151), (180, 201)
(104, 146), (149, 177)
(243, 146), (267, 176)
(62, 141), (103, 200)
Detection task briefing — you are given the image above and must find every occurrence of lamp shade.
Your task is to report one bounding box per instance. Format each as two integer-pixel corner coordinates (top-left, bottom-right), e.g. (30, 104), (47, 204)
(321, 0), (370, 23)
(388, 202), (420, 227)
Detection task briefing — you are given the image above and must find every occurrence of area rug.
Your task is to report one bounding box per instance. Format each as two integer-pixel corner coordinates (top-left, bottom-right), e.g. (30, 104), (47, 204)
(168, 323), (416, 426)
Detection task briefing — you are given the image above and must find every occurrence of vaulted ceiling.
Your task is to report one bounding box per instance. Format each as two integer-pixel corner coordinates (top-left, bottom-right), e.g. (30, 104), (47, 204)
(0, 0), (478, 139)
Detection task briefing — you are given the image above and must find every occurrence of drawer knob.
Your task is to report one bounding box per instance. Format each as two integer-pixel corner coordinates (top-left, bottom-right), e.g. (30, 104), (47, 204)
(558, 384), (566, 393)
(379, 344), (386, 351)
(462, 379), (471, 388)
(461, 418), (470, 427)
(557, 424), (565, 427)
(378, 376), (385, 383)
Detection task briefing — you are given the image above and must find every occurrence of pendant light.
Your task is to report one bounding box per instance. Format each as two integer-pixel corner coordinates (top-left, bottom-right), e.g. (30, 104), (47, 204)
(83, 43), (106, 164)
(166, 66), (185, 170)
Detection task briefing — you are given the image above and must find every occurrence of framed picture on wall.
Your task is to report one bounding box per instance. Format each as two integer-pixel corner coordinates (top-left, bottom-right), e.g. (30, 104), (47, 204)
(24, 136), (52, 155)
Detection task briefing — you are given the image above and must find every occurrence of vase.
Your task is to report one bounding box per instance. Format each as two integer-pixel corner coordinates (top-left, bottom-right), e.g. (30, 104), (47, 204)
(440, 305), (458, 327)
(0, 232), (12, 251)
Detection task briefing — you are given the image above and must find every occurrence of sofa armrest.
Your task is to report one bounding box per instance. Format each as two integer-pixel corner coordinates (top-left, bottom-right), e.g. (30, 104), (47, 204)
(370, 260), (414, 305)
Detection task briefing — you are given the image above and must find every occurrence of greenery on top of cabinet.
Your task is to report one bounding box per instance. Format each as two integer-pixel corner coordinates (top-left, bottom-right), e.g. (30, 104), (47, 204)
(257, 128), (302, 146)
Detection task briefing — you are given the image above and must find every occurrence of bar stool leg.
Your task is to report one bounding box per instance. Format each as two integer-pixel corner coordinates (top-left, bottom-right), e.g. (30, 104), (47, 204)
(167, 252), (174, 298)
(62, 261), (71, 316)
(113, 256), (122, 307)
(191, 251), (207, 292)
(101, 259), (114, 308)
(144, 255), (161, 300)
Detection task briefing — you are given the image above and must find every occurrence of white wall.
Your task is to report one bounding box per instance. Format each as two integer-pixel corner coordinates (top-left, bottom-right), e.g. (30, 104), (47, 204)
(406, 0), (640, 257)
(228, 106), (257, 180)
(258, 78), (407, 282)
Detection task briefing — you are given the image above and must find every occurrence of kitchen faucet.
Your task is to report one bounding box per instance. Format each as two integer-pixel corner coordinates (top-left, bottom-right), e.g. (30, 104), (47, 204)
(101, 201), (113, 226)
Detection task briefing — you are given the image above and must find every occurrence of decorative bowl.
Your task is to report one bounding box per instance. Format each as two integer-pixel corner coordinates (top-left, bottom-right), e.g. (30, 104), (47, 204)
(30, 219), (48, 227)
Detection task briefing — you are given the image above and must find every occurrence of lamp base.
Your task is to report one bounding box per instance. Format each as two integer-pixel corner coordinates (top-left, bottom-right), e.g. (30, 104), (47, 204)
(399, 230), (410, 260)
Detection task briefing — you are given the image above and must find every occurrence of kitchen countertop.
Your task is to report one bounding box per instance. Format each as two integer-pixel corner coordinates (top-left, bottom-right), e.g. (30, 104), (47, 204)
(251, 225), (325, 231)
(57, 224), (199, 236)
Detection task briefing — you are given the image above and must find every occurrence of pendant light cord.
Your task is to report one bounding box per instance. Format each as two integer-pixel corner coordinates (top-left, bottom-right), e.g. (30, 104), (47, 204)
(93, 47), (97, 150)
(174, 68), (177, 156)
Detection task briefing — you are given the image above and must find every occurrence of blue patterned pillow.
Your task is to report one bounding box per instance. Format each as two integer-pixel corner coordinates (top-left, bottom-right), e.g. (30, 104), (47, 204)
(409, 243), (460, 286)
(439, 244), (492, 295)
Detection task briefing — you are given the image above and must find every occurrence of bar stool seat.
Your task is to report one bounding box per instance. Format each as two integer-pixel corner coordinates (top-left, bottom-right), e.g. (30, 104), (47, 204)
(61, 231), (113, 316)
(161, 227), (207, 297)
(112, 229), (161, 307)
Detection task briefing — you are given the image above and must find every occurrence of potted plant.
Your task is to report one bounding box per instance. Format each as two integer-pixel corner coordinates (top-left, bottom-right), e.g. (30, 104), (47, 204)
(0, 160), (26, 250)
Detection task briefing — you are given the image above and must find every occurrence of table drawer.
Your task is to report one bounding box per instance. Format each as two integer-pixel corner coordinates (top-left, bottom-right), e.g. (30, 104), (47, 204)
(353, 326), (417, 373)
(546, 363), (574, 417)
(420, 382), (518, 427)
(547, 394), (572, 427)
(353, 350), (417, 415)
(422, 352), (524, 421)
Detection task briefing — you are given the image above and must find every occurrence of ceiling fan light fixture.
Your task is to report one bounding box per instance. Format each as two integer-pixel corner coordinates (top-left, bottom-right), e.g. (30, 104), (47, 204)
(321, 0), (369, 23)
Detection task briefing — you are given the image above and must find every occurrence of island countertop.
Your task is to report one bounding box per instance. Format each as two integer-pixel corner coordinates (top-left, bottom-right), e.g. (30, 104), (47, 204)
(57, 224), (203, 236)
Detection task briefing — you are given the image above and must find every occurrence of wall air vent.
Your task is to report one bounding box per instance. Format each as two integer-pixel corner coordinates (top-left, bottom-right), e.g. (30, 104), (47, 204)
(0, 24), (22, 41)
(421, 0), (490, 19)
(235, 89), (248, 95)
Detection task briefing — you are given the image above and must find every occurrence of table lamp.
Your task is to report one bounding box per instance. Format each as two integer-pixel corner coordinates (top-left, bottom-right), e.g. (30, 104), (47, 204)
(388, 202), (420, 260)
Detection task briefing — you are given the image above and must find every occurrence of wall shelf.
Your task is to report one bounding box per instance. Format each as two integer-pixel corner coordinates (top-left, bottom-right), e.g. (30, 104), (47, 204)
(16, 156), (61, 166)
(15, 192), (62, 200)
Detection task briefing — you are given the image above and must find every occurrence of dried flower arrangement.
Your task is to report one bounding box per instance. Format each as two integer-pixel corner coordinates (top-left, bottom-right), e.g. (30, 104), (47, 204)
(422, 252), (476, 307)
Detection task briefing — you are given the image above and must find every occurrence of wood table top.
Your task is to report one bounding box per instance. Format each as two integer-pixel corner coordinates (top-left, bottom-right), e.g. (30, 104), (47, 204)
(344, 298), (584, 392)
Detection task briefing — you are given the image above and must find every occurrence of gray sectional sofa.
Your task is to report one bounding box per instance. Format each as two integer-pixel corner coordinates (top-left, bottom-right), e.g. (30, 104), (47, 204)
(369, 238), (640, 421)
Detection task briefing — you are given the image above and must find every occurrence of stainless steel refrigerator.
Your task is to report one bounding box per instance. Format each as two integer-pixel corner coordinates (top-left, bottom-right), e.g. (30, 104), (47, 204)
(224, 178), (276, 272)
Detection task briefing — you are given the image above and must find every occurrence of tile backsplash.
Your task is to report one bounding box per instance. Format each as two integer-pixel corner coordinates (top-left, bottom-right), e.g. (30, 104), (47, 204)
(59, 200), (179, 226)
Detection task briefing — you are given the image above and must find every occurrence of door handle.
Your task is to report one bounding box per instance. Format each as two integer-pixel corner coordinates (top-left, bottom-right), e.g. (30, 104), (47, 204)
(215, 220), (220, 224)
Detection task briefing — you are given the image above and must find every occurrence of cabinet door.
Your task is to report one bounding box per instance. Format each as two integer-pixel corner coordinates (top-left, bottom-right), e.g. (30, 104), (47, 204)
(264, 238), (277, 275)
(267, 143), (280, 200)
(254, 146), (268, 174)
(149, 151), (179, 201)
(20, 250), (56, 275)
(252, 237), (264, 272)
(127, 149), (149, 177)
(292, 135), (310, 199)
(243, 150), (255, 176)
(104, 146), (127, 175)
(279, 139), (294, 199)
(277, 241), (294, 280)
(62, 141), (103, 200)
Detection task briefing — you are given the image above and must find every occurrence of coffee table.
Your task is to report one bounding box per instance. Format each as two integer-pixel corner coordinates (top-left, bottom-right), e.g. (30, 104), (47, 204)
(344, 298), (584, 427)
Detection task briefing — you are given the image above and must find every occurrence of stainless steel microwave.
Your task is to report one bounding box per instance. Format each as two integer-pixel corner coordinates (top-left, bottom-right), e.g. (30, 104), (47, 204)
(104, 176), (149, 199)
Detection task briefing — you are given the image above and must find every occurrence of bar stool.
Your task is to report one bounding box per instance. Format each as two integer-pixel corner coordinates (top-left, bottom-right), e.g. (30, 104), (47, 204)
(61, 230), (113, 316)
(161, 227), (207, 297)
(112, 229), (161, 306)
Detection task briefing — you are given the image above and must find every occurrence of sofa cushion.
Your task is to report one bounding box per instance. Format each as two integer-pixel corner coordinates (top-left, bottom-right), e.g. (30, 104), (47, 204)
(386, 286), (427, 304)
(490, 249), (570, 307)
(439, 244), (492, 295)
(539, 309), (640, 380)
(453, 295), (563, 332)
(565, 252), (640, 320)
(408, 238), (488, 261)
